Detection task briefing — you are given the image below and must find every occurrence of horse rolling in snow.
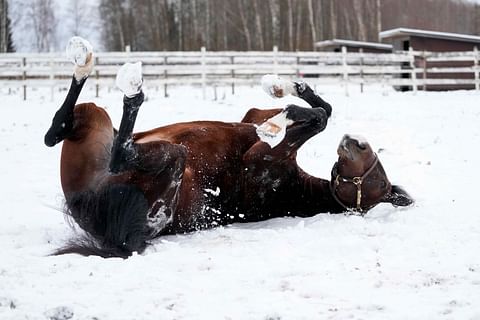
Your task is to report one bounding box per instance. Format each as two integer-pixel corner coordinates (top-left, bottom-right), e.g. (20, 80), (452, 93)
(45, 37), (413, 258)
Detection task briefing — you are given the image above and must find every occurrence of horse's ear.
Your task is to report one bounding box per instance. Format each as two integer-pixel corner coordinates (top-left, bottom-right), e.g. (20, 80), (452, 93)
(383, 185), (414, 207)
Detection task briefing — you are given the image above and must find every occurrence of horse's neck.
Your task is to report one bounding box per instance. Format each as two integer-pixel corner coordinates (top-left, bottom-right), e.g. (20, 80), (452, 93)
(60, 104), (114, 196)
(298, 170), (344, 214)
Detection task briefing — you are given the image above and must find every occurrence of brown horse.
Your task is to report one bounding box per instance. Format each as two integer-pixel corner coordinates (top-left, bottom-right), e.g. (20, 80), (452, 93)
(45, 58), (413, 258)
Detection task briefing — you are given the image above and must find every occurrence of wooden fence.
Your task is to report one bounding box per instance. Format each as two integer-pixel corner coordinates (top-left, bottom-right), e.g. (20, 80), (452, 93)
(0, 46), (479, 99)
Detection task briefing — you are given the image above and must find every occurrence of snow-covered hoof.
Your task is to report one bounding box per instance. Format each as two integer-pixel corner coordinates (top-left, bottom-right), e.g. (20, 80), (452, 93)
(66, 36), (94, 81)
(256, 110), (293, 148)
(261, 74), (297, 98)
(116, 62), (143, 98)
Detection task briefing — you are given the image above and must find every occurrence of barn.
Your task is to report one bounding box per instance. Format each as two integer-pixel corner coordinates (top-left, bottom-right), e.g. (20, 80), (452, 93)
(380, 27), (480, 90)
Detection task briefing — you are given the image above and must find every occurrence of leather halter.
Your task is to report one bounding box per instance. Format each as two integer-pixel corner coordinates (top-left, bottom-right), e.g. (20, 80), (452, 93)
(330, 154), (380, 214)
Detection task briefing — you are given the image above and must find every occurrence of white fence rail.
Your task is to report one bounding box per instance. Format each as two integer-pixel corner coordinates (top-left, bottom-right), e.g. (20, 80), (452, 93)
(0, 47), (479, 99)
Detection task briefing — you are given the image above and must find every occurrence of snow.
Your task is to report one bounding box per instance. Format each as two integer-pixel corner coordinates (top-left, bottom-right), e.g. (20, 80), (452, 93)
(115, 62), (143, 98)
(261, 74), (297, 98)
(1, 83), (480, 319)
(65, 37), (93, 67)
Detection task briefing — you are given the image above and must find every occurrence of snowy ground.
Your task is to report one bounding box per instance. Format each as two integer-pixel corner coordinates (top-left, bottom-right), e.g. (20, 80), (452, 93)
(1, 83), (480, 319)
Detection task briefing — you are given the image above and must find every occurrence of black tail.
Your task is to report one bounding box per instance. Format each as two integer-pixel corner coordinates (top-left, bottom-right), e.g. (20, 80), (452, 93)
(55, 184), (150, 258)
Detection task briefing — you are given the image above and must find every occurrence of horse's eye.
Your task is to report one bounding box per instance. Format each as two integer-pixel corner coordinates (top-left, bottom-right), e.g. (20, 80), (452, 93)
(380, 180), (387, 189)
(358, 143), (367, 150)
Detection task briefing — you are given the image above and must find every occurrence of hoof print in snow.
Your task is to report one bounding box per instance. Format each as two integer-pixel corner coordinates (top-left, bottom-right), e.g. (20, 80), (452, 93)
(0, 297), (16, 309)
(44, 306), (74, 320)
(264, 315), (282, 320)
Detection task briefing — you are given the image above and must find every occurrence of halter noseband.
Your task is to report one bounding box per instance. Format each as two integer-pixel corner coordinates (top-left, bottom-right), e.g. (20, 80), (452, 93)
(330, 154), (380, 214)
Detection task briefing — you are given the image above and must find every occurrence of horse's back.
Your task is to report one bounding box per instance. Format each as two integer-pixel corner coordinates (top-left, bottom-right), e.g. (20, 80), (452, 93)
(134, 120), (258, 152)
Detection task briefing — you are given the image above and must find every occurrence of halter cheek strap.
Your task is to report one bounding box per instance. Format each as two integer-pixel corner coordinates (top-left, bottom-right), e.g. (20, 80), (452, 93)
(330, 154), (380, 213)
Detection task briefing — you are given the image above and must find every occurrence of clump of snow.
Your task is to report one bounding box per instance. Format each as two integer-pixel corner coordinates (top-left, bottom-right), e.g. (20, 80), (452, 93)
(44, 306), (74, 320)
(344, 134), (369, 145)
(115, 62), (143, 98)
(204, 187), (221, 197)
(261, 74), (297, 98)
(65, 36), (94, 81)
(66, 37), (93, 67)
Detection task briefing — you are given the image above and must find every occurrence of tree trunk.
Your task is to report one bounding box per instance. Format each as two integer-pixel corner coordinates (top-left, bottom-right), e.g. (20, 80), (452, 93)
(253, 0), (264, 50)
(238, 0), (251, 50)
(377, 0), (382, 40)
(307, 0), (316, 48)
(330, 0), (337, 38)
(287, 0), (294, 51)
(353, 0), (367, 41)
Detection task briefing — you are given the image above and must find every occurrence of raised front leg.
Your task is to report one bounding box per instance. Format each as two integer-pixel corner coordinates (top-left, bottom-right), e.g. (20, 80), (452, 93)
(45, 37), (94, 147)
(252, 104), (328, 159)
(261, 74), (332, 117)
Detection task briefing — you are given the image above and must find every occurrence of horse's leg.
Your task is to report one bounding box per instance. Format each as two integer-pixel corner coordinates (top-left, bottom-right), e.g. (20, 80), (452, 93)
(294, 81), (332, 117)
(251, 104), (328, 159)
(261, 75), (332, 117)
(45, 37), (94, 147)
(127, 141), (187, 237)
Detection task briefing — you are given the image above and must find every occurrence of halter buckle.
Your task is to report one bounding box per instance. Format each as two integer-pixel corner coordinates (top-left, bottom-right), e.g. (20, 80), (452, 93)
(352, 177), (362, 186)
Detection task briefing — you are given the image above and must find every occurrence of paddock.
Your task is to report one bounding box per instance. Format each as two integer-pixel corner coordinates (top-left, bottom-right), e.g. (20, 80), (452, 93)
(0, 84), (479, 319)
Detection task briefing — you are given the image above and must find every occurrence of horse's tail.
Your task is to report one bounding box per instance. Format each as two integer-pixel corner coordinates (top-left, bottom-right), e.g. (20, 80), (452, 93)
(54, 184), (150, 258)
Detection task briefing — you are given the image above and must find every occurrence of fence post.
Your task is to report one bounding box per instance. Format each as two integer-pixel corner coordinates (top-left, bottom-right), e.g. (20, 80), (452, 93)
(22, 57), (27, 100)
(231, 55), (235, 95)
(49, 53), (54, 101)
(359, 48), (364, 93)
(273, 45), (278, 75)
(409, 47), (417, 94)
(422, 50), (427, 91)
(296, 53), (300, 78)
(342, 46), (349, 96)
(474, 46), (479, 92)
(95, 56), (100, 98)
(164, 56), (169, 98)
(201, 46), (206, 99)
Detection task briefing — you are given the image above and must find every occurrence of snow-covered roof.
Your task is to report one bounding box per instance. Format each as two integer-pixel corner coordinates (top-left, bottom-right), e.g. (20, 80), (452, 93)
(379, 28), (480, 43)
(314, 39), (392, 50)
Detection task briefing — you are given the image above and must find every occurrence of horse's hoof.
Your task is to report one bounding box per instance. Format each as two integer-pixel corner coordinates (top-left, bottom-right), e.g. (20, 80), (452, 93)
(256, 110), (293, 148)
(66, 37), (94, 81)
(116, 62), (143, 98)
(261, 74), (297, 98)
(66, 36), (93, 67)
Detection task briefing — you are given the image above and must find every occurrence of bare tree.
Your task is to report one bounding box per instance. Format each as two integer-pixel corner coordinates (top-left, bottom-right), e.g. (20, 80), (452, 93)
(66, 0), (97, 40)
(253, 0), (264, 50)
(376, 0), (382, 39)
(307, 0), (316, 45)
(27, 0), (56, 52)
(237, 0), (252, 50)
(94, 0), (480, 52)
(0, 0), (14, 52)
(353, 0), (367, 41)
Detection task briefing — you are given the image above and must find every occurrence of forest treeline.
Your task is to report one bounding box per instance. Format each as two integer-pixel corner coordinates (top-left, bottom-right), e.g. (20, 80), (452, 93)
(2, 0), (480, 53)
(99, 0), (480, 51)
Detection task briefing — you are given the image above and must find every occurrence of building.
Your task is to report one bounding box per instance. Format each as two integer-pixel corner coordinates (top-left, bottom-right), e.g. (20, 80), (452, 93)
(314, 39), (392, 53)
(379, 27), (480, 52)
(380, 28), (480, 90)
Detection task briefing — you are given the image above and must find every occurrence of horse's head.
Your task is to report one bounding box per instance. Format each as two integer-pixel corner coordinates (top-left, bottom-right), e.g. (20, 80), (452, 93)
(331, 134), (414, 213)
